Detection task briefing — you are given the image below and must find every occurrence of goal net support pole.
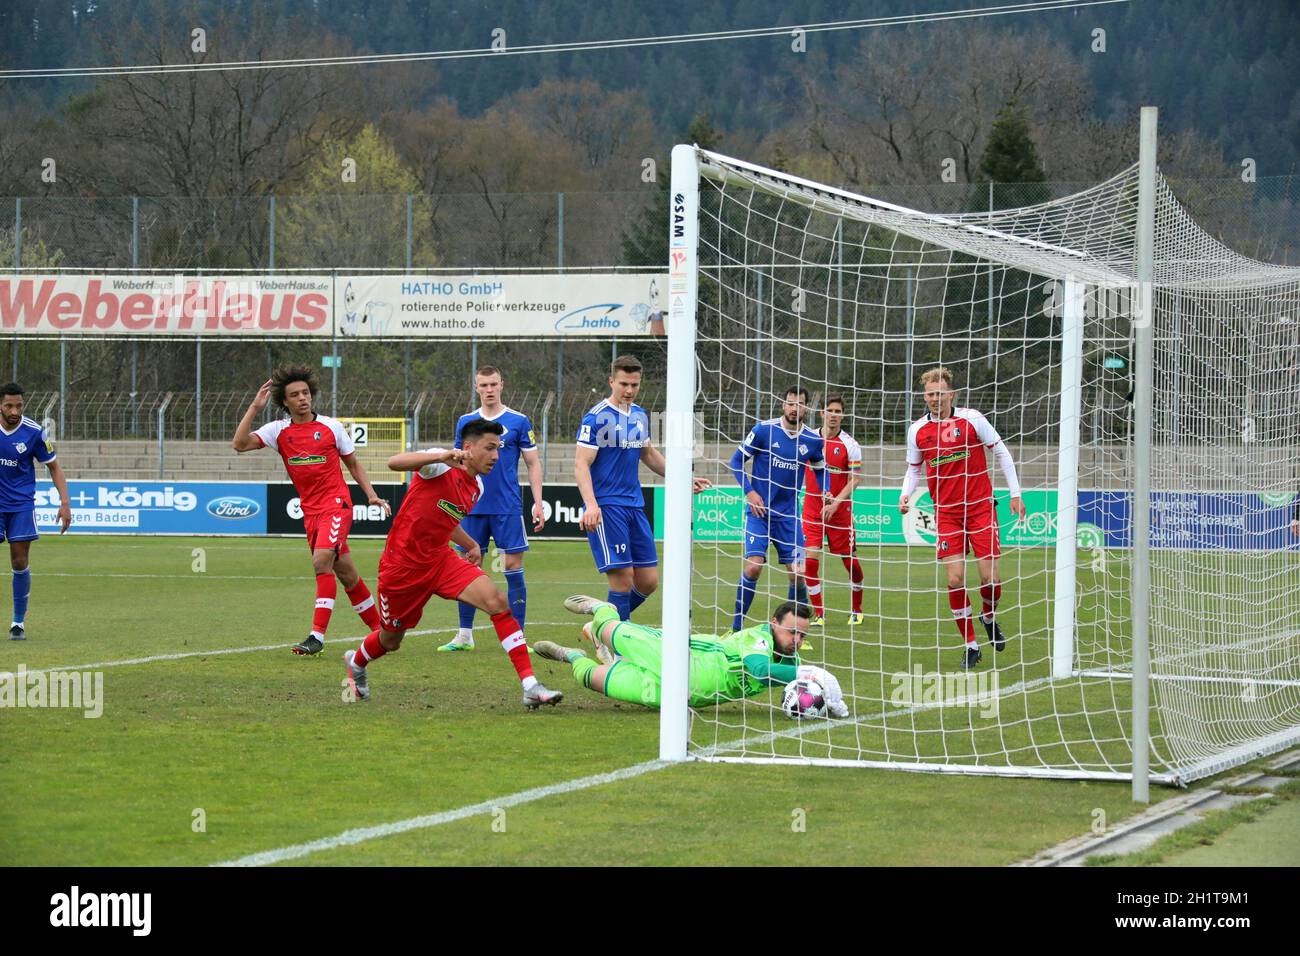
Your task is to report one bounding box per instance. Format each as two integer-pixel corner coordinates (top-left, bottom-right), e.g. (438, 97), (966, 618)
(1051, 278), (1085, 680)
(1131, 105), (1159, 804)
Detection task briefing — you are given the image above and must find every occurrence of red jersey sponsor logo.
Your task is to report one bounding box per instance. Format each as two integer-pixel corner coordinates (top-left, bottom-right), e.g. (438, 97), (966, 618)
(260, 417), (350, 515)
(912, 411), (993, 509)
(383, 465), (482, 570)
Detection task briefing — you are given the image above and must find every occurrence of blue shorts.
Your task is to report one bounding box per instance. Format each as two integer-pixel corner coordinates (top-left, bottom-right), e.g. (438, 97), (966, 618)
(0, 509), (39, 543)
(588, 504), (657, 573)
(460, 512), (529, 554)
(744, 511), (804, 565)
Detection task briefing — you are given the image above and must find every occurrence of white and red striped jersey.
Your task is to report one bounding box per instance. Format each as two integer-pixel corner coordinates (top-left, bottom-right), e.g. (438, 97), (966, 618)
(904, 407), (1020, 510)
(804, 430), (861, 501)
(254, 414), (354, 515)
(381, 452), (483, 570)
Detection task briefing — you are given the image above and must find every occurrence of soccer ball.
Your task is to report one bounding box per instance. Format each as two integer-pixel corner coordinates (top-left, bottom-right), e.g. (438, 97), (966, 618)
(782, 679), (827, 719)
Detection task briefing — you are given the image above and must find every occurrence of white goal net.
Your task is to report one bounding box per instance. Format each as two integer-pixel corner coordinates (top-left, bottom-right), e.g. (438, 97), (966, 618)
(660, 135), (1300, 786)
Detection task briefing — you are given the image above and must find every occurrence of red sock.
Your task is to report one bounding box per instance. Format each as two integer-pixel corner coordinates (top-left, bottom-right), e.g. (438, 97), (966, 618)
(947, 586), (976, 644)
(312, 573), (337, 635)
(353, 630), (388, 665)
(843, 557), (864, 612)
(491, 610), (534, 682)
(980, 582), (1002, 621)
(346, 579), (381, 630)
(805, 558), (824, 616)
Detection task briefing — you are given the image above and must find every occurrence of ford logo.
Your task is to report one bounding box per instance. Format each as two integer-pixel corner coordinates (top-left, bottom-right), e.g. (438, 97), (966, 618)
(207, 496), (261, 519)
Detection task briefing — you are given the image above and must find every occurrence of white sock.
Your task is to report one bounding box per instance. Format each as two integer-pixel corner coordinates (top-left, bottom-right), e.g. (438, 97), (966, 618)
(521, 675), (538, 690)
(456, 628), (474, 644)
(310, 630), (324, 640)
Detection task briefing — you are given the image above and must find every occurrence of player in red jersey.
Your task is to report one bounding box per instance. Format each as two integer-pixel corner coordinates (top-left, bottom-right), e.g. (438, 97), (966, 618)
(343, 418), (563, 709)
(899, 367), (1025, 670)
(232, 365), (390, 655)
(802, 396), (865, 627)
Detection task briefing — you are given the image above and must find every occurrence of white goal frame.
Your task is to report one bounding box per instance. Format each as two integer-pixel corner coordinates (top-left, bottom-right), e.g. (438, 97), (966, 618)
(659, 108), (1300, 799)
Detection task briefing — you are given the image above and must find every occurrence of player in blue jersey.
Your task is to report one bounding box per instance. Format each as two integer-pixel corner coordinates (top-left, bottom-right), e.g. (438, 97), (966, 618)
(0, 384), (72, 640)
(439, 366), (546, 652)
(729, 386), (825, 632)
(576, 354), (709, 621)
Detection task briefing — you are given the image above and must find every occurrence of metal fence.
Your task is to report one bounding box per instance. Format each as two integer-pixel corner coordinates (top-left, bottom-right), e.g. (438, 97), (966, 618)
(38, 383), (1106, 483)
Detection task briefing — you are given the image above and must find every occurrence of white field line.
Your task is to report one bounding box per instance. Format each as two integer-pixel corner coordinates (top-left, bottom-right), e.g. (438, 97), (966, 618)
(213, 671), (1065, 867)
(214, 760), (673, 867)
(0, 622), (574, 678)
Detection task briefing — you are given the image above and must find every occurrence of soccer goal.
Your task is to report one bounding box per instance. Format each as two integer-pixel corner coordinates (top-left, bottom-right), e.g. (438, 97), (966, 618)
(339, 417), (407, 482)
(659, 108), (1300, 793)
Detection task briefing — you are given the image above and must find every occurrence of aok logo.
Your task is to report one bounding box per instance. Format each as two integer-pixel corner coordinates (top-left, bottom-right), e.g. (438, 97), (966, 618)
(1020, 511), (1057, 537)
(206, 496), (261, 520)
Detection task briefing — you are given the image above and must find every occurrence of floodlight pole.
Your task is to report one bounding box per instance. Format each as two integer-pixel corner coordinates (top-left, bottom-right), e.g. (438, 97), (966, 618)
(660, 144), (699, 762)
(1131, 106), (1158, 804)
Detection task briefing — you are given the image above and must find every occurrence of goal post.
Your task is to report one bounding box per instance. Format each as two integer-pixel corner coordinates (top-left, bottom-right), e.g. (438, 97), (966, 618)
(338, 417), (407, 483)
(661, 119), (1300, 790)
(659, 143), (700, 762)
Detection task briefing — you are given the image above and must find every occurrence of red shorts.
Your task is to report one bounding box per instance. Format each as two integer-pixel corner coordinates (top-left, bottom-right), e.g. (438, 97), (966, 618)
(303, 508), (352, 555)
(377, 548), (486, 631)
(936, 502), (1000, 560)
(802, 503), (856, 555)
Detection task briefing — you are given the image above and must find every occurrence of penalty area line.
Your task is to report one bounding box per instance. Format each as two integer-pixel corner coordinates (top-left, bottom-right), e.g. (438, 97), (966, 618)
(213, 759), (671, 867)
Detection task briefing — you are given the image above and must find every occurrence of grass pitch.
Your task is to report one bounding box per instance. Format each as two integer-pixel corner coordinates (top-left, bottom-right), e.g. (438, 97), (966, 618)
(0, 534), (1198, 866)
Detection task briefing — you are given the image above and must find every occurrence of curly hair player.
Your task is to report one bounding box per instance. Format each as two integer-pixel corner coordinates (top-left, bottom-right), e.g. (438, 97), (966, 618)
(232, 365), (391, 655)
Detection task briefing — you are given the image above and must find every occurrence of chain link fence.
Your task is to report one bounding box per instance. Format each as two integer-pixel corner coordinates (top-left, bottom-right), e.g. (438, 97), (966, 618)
(4, 178), (1295, 271)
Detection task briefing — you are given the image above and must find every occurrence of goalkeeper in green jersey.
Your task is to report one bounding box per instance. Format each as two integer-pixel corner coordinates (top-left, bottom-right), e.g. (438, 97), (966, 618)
(535, 595), (848, 715)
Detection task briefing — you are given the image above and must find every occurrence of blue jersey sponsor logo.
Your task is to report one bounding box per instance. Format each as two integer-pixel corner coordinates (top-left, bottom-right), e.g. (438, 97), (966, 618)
(578, 401), (650, 508)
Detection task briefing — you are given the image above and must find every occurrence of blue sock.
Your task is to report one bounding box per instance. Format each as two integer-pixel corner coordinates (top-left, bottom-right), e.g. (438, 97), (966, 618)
(607, 589), (632, 621)
(13, 567), (30, 624)
(733, 573), (757, 632)
(505, 568), (527, 629)
(629, 586), (648, 616)
(788, 578), (808, 606)
(457, 600), (475, 631)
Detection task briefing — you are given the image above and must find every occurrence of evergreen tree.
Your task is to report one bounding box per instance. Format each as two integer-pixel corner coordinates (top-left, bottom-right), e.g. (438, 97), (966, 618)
(971, 98), (1050, 211)
(622, 114), (722, 266)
